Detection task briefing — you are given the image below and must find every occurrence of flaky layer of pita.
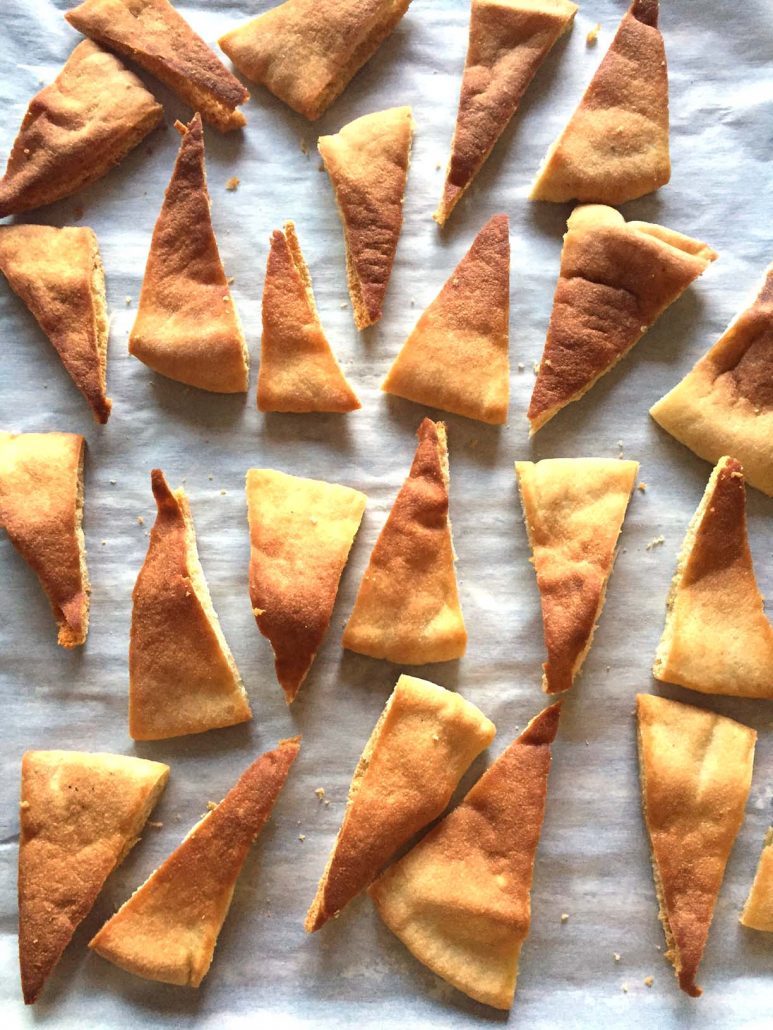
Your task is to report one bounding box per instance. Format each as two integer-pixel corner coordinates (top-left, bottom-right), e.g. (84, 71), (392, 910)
(741, 828), (773, 932)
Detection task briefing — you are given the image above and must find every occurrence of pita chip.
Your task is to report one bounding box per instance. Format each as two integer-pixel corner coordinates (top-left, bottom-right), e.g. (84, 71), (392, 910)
(66, 0), (249, 132)
(0, 225), (111, 423)
(370, 702), (560, 1011)
(318, 107), (414, 330)
(246, 468), (367, 702)
(528, 205), (717, 433)
(129, 469), (252, 740)
(382, 214), (510, 424)
(0, 432), (89, 648)
(18, 750), (169, 1004)
(516, 459), (638, 693)
(741, 828), (773, 932)
(650, 264), (773, 497)
(530, 0), (670, 204)
(435, 0), (577, 225)
(342, 419), (467, 664)
(90, 738), (300, 986)
(219, 0), (412, 122)
(258, 223), (361, 413)
(0, 40), (162, 218)
(306, 675), (495, 931)
(637, 693), (756, 997)
(653, 457), (773, 699)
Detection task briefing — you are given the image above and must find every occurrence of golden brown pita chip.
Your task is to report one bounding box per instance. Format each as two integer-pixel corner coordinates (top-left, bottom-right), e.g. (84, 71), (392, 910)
(19, 750), (169, 1004)
(66, 0), (249, 132)
(246, 468), (367, 702)
(370, 702), (560, 1011)
(306, 675), (495, 931)
(530, 0), (669, 204)
(741, 828), (773, 932)
(382, 214), (510, 424)
(90, 738), (300, 986)
(516, 459), (638, 693)
(129, 469), (252, 740)
(342, 419), (467, 663)
(318, 107), (413, 330)
(637, 694), (756, 997)
(528, 205), (717, 433)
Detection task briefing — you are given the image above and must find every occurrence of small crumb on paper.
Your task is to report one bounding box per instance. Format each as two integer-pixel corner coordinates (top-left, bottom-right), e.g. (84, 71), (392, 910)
(644, 976), (654, 988)
(207, 801), (218, 812)
(638, 482), (647, 492)
(646, 535), (665, 551)
(300, 138), (309, 156)
(136, 515), (144, 526)
(560, 913), (570, 923)
(518, 362), (525, 371)
(613, 952), (621, 962)
(314, 787), (326, 800)
(125, 296), (132, 306)
(622, 983), (628, 994)
(298, 834), (306, 842)
(587, 23), (600, 45)
(225, 176), (240, 191)
(148, 820), (163, 829)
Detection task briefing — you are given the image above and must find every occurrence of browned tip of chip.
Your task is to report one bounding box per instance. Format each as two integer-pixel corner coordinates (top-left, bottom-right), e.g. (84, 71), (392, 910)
(520, 702), (561, 746)
(631, 0), (658, 28)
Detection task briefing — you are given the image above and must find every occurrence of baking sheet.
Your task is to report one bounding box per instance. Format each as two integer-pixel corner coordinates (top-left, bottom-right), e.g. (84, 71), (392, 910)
(1, 0), (772, 1026)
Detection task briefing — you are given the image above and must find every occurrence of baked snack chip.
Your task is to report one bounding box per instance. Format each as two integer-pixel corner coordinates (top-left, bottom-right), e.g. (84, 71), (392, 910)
(90, 739), (300, 986)
(741, 828), (773, 932)
(305, 675), (495, 931)
(370, 702), (560, 1011)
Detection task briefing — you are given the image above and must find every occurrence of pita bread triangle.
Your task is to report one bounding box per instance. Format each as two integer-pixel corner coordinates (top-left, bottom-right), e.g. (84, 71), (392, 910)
(435, 0), (577, 225)
(129, 114), (249, 394)
(90, 738), (300, 987)
(650, 264), (773, 497)
(528, 204), (717, 433)
(129, 469), (252, 740)
(516, 458), (638, 693)
(370, 701), (560, 1011)
(637, 694), (756, 996)
(382, 214), (511, 424)
(318, 107), (414, 330)
(740, 828), (773, 932)
(305, 675), (495, 932)
(530, 0), (670, 205)
(342, 418), (467, 663)
(18, 749), (169, 1004)
(653, 456), (773, 698)
(258, 222), (361, 412)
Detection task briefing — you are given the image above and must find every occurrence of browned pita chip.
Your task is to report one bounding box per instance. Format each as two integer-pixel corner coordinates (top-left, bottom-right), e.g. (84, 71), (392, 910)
(741, 828), (773, 932)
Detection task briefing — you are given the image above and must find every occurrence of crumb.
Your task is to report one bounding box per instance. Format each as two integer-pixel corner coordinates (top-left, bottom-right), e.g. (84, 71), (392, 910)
(136, 515), (144, 526)
(518, 362), (525, 371)
(644, 976), (654, 988)
(655, 944), (661, 951)
(532, 361), (540, 374)
(110, 479), (116, 485)
(560, 913), (569, 923)
(101, 540), (107, 546)
(340, 302), (347, 309)
(613, 952), (621, 962)
(20, 800), (29, 810)
(125, 296), (132, 306)
(220, 489), (226, 496)
(432, 733), (440, 743)
(587, 23), (600, 45)
(646, 535), (665, 551)
(225, 176), (239, 191)
(435, 162), (442, 171)
(208, 475), (213, 481)
(606, 665), (611, 672)
(148, 820), (163, 829)
(227, 276), (235, 285)
(324, 799), (330, 806)
(622, 983), (628, 993)
(314, 787), (326, 800)
(300, 138), (308, 156)
(638, 482), (647, 492)
(584, 739), (589, 746)
(207, 801), (218, 812)
(298, 834), (306, 842)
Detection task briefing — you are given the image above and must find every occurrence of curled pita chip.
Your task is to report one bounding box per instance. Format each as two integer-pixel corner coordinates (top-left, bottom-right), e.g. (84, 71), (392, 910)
(306, 675), (495, 932)
(650, 264), (773, 497)
(637, 694), (756, 997)
(66, 0), (249, 132)
(246, 468), (367, 702)
(129, 115), (249, 393)
(530, 0), (670, 204)
(382, 214), (510, 424)
(0, 225), (111, 423)
(370, 702), (560, 1011)
(129, 469), (252, 740)
(342, 419), (467, 663)
(516, 459), (638, 693)
(528, 205), (717, 433)
(318, 107), (414, 330)
(18, 750), (169, 1004)
(0, 40), (162, 218)
(90, 738), (300, 987)
(219, 0), (411, 122)
(741, 828), (773, 932)
(0, 432), (89, 647)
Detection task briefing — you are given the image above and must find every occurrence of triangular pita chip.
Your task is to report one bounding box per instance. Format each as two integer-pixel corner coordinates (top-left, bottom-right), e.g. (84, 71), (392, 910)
(318, 107), (414, 330)
(435, 0), (577, 225)
(528, 204), (717, 433)
(653, 456), (773, 698)
(370, 702), (560, 1011)
(306, 675), (495, 931)
(129, 469), (252, 740)
(18, 749), (169, 1004)
(0, 225), (111, 423)
(650, 264), (773, 497)
(530, 0), (670, 204)
(383, 214), (510, 424)
(246, 468), (367, 702)
(0, 432), (89, 647)
(637, 693), (756, 997)
(219, 0), (412, 122)
(66, 0), (249, 132)
(90, 738), (300, 986)
(342, 418), (467, 663)
(129, 115), (249, 393)
(741, 828), (773, 932)
(516, 458), (638, 693)
(258, 222), (361, 412)
(0, 40), (162, 218)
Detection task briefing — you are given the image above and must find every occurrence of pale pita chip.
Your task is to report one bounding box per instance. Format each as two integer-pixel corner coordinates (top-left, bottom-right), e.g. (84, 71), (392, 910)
(740, 828), (773, 932)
